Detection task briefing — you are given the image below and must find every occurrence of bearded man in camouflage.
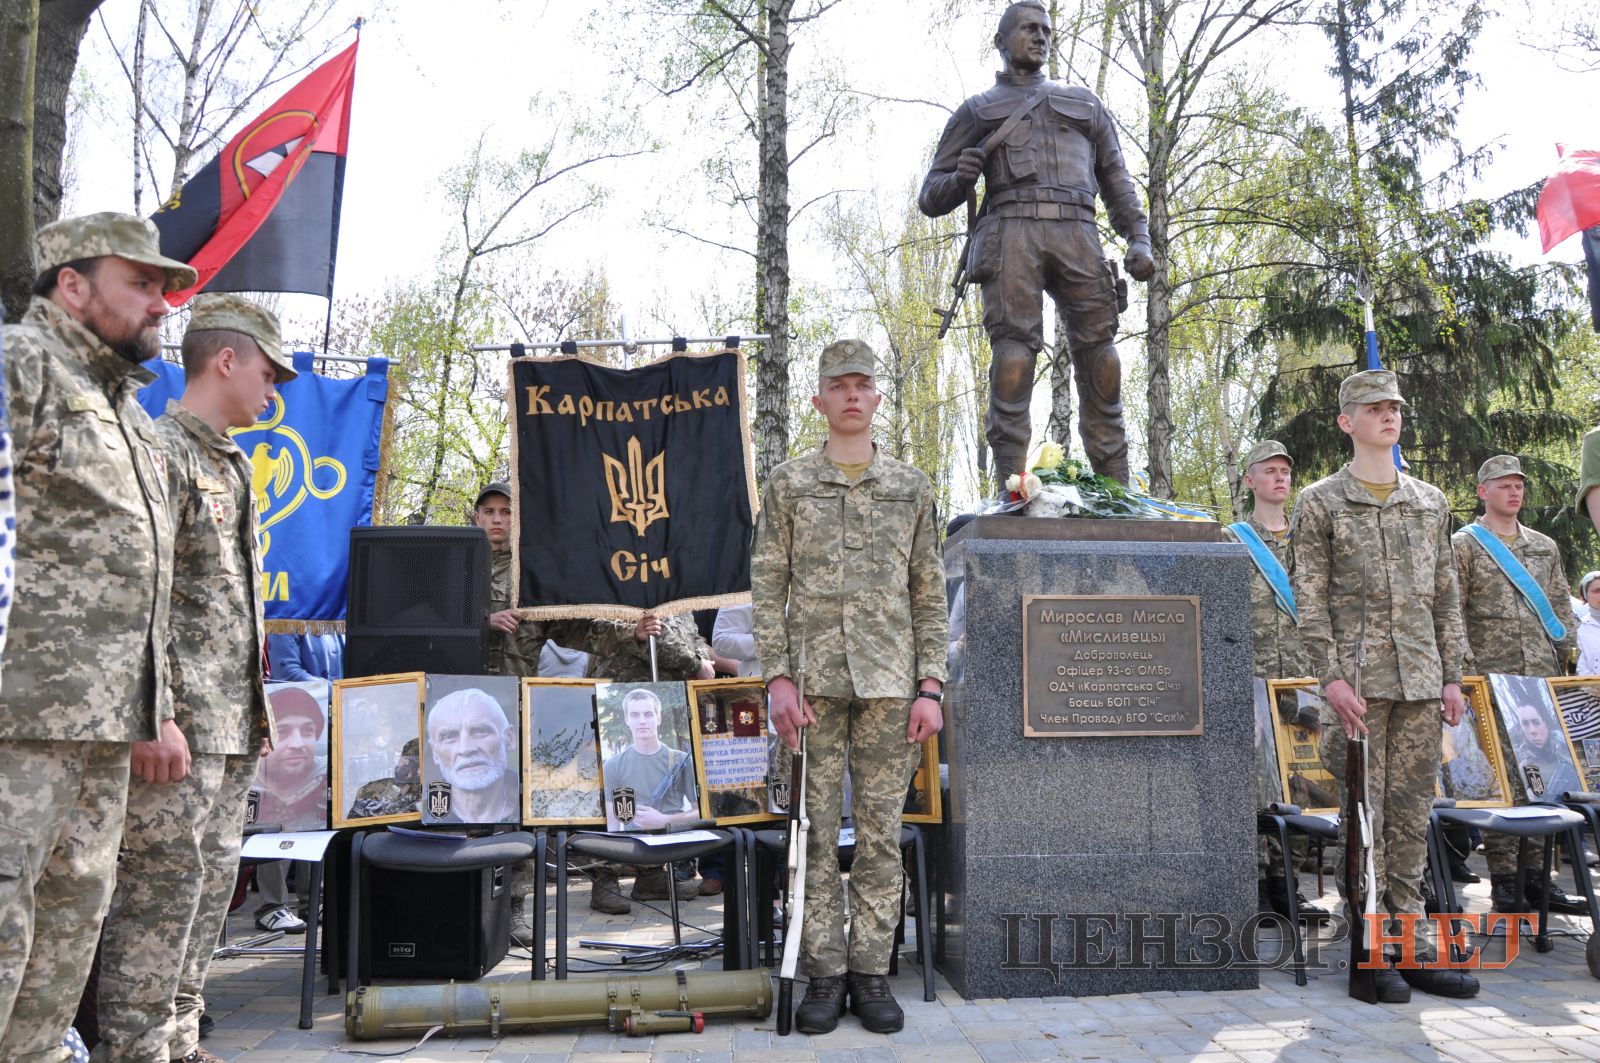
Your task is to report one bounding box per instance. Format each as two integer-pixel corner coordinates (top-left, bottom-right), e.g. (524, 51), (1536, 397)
(0, 213), (191, 1060)
(752, 339), (948, 1035)
(1291, 368), (1477, 1002)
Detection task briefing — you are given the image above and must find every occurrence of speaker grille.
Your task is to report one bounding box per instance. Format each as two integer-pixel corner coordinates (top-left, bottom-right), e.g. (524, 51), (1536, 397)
(346, 527), (490, 678)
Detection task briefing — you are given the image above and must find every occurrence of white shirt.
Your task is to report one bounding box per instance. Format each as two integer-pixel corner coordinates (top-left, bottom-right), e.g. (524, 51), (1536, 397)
(712, 604), (760, 676)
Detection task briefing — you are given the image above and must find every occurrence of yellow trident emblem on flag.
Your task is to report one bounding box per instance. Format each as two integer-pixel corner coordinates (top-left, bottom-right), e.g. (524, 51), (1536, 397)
(602, 435), (669, 537)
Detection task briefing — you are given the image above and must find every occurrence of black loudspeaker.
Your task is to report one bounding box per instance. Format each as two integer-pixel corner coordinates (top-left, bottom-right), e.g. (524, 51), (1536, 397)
(364, 864), (512, 979)
(345, 526), (491, 678)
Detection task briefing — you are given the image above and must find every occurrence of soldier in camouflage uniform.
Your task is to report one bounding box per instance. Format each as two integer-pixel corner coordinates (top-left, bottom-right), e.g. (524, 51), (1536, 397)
(1291, 369), (1477, 1002)
(1223, 441), (1327, 923)
(345, 738), (421, 820)
(1451, 454), (1586, 916)
(752, 339), (948, 1035)
(473, 482), (552, 677)
(94, 295), (293, 1063)
(0, 213), (190, 1061)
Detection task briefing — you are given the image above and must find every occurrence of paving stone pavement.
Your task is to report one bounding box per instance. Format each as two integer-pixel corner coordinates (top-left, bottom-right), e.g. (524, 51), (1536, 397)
(185, 863), (1600, 1062)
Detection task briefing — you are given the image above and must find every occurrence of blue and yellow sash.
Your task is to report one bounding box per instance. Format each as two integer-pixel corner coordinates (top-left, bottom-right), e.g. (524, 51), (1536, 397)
(1463, 523), (1567, 643)
(1229, 521), (1296, 622)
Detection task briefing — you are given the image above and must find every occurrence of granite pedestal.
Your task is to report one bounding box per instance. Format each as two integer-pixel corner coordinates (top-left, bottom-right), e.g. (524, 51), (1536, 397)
(937, 519), (1259, 997)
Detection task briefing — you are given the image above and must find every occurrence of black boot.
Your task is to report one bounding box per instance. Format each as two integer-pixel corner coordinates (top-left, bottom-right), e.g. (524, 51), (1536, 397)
(1524, 869), (1590, 915)
(1489, 873), (1521, 914)
(1372, 962), (1411, 1004)
(1449, 860), (1480, 884)
(846, 971), (904, 1034)
(1399, 950), (1479, 999)
(1260, 879), (1331, 924)
(794, 975), (848, 1035)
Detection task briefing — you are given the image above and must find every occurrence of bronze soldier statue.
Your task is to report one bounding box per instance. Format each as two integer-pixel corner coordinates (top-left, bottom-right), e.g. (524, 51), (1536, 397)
(920, 0), (1153, 488)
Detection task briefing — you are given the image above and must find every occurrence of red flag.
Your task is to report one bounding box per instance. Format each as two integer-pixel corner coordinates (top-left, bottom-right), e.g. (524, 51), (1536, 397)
(1536, 144), (1600, 254)
(153, 40), (358, 305)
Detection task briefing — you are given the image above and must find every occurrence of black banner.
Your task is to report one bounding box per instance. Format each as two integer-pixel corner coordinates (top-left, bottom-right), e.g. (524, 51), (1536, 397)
(509, 351), (756, 618)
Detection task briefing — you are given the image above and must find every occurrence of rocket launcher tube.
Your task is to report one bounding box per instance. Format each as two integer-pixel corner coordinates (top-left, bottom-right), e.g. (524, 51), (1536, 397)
(345, 968), (772, 1040)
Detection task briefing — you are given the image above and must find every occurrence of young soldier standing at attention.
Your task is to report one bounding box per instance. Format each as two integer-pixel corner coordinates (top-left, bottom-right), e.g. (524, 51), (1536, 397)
(1224, 440), (1328, 923)
(1451, 454), (1584, 916)
(751, 339), (948, 1035)
(1291, 369), (1478, 1001)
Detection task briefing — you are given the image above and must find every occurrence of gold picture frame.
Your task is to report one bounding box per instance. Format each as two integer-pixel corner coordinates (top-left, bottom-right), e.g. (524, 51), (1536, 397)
(902, 734), (943, 825)
(1437, 677), (1512, 808)
(1486, 673), (1589, 802)
(1267, 679), (1338, 814)
(687, 677), (783, 826)
(521, 678), (606, 827)
(330, 673), (425, 829)
(1544, 676), (1600, 795)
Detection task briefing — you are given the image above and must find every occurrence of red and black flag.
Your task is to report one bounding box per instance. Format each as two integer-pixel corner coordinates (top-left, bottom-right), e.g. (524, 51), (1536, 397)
(153, 39), (359, 305)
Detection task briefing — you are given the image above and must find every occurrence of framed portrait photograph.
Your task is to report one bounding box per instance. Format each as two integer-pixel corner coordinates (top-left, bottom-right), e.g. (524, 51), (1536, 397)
(1487, 673), (1587, 801)
(420, 675), (522, 826)
(1437, 677), (1511, 808)
(1546, 677), (1600, 793)
(1267, 679), (1339, 814)
(1253, 678), (1285, 808)
(248, 680), (333, 832)
(596, 681), (699, 832)
(688, 678), (782, 826)
(522, 678), (605, 826)
(331, 673), (425, 828)
(902, 736), (943, 825)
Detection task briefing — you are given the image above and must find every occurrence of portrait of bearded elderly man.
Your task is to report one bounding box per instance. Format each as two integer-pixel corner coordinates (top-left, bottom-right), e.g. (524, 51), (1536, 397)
(424, 686), (521, 824)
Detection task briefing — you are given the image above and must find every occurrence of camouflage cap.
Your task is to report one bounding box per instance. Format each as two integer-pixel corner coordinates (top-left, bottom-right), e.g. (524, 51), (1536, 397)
(1338, 369), (1406, 408)
(400, 738), (420, 758)
(1477, 454), (1525, 484)
(817, 339), (877, 379)
(474, 481), (512, 508)
(186, 293), (297, 383)
(34, 211), (198, 293)
(1243, 439), (1292, 470)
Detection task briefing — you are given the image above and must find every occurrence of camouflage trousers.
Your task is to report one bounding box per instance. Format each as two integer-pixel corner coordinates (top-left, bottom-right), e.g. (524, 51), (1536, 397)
(0, 740), (130, 1063)
(800, 696), (921, 978)
(1320, 698), (1442, 951)
(95, 751), (256, 1062)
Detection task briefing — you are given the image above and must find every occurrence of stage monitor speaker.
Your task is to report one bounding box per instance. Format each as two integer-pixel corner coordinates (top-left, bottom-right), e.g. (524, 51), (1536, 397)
(364, 864), (512, 980)
(345, 526), (490, 678)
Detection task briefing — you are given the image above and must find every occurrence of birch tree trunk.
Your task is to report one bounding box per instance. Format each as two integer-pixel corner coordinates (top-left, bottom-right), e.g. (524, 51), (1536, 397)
(0, 0), (39, 321)
(753, 0), (793, 482)
(1141, 2), (1175, 499)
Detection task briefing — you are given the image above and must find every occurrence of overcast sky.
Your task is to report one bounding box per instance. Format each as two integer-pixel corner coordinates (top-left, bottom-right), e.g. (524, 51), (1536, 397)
(63, 1), (1597, 348)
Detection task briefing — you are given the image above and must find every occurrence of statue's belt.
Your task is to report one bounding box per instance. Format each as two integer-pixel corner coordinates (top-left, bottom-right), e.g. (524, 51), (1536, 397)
(984, 185), (1098, 221)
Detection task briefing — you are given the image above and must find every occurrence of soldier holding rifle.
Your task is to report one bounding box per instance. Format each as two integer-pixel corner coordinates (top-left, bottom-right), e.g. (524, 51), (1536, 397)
(752, 340), (948, 1035)
(1290, 369), (1479, 1001)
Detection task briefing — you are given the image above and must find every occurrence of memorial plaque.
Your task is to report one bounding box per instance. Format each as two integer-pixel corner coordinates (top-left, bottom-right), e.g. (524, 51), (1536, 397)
(1022, 594), (1203, 737)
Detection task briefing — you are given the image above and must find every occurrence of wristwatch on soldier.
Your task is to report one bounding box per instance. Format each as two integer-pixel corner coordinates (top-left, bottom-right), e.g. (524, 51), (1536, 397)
(914, 689), (943, 704)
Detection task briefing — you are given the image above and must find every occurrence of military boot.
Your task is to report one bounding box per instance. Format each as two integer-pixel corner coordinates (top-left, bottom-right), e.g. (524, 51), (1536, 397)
(1372, 962), (1411, 1004)
(847, 971), (904, 1034)
(1398, 949), (1479, 999)
(509, 898), (535, 948)
(631, 866), (672, 901)
(794, 974), (848, 1035)
(589, 871), (631, 914)
(1489, 873), (1522, 914)
(1524, 869), (1590, 915)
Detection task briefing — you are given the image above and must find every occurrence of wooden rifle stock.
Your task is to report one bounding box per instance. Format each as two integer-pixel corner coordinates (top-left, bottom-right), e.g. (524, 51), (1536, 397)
(775, 646), (809, 1036)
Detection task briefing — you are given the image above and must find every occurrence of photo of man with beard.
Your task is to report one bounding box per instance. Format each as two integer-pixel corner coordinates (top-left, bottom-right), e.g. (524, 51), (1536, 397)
(421, 678), (521, 825)
(253, 684), (331, 832)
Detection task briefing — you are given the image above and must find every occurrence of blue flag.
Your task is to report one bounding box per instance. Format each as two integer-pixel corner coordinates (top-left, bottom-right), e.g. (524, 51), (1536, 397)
(140, 351), (388, 629)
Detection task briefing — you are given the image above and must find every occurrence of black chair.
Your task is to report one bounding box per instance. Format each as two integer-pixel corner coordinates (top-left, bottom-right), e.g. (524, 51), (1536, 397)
(214, 823), (325, 1030)
(551, 828), (748, 978)
(750, 822), (935, 1003)
(345, 828), (545, 987)
(1255, 804), (1339, 987)
(1426, 800), (1599, 955)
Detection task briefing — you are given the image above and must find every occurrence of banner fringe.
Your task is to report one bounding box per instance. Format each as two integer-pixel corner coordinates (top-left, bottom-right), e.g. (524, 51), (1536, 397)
(264, 619), (347, 635)
(516, 591), (751, 623)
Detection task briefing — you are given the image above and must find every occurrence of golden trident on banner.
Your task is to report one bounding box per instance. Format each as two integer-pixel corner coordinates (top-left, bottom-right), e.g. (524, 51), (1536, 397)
(602, 435), (669, 537)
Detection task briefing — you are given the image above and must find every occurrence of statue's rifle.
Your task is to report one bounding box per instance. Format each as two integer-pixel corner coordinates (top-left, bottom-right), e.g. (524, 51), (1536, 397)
(936, 84), (1055, 339)
(1344, 560), (1380, 1004)
(775, 642), (809, 1037)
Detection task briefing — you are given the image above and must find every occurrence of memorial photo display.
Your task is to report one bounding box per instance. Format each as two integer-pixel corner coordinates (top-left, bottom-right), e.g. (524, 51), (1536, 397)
(1487, 673), (1587, 801)
(249, 680), (333, 832)
(1252, 678), (1285, 808)
(1437, 677), (1511, 808)
(521, 678), (606, 826)
(330, 672), (425, 828)
(1021, 594), (1203, 737)
(688, 678), (781, 825)
(420, 674), (522, 826)
(903, 734), (943, 824)
(1267, 680), (1338, 814)
(1548, 677), (1600, 793)
(596, 681), (700, 831)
